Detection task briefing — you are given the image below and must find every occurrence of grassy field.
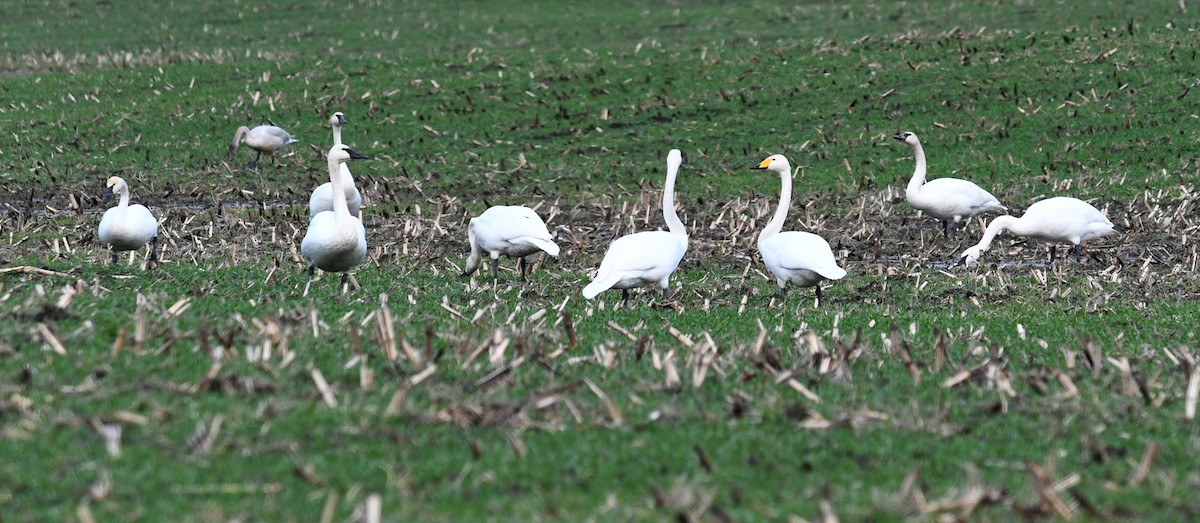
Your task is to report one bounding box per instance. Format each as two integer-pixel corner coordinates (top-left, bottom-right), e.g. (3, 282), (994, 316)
(3, 0), (1200, 520)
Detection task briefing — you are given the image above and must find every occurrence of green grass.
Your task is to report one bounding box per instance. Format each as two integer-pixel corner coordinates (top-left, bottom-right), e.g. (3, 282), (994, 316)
(3, 0), (1200, 521)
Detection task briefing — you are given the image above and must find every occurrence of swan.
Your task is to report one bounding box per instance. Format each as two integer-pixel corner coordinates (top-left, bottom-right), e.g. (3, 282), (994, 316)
(893, 131), (1007, 235)
(463, 206), (560, 281)
(957, 196), (1116, 266)
(583, 149), (688, 302)
(98, 176), (158, 265)
(308, 112), (363, 219)
(301, 144), (370, 290)
(754, 154), (846, 306)
(227, 124), (299, 165)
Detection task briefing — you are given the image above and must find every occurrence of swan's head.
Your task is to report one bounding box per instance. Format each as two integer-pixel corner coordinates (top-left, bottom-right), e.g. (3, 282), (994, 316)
(754, 154), (792, 175)
(667, 149), (682, 171)
(957, 245), (985, 267)
(329, 112), (346, 127)
(327, 144), (369, 164)
(103, 176), (127, 202)
(893, 131), (920, 147)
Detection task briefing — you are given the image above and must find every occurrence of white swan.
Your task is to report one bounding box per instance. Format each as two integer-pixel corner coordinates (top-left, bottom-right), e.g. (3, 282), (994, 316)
(894, 131), (1007, 235)
(308, 112), (363, 219)
(958, 196), (1116, 266)
(754, 154), (846, 306)
(583, 149), (688, 301)
(98, 176), (158, 265)
(301, 144), (370, 290)
(463, 206), (560, 281)
(227, 124), (299, 165)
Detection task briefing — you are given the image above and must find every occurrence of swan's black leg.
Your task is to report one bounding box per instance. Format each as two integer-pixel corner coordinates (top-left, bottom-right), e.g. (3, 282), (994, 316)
(148, 236), (159, 263)
(518, 257), (528, 281)
(110, 249), (118, 265)
(340, 272), (350, 292)
(307, 264), (315, 280)
(621, 289), (630, 304)
(662, 287), (672, 300)
(942, 220), (950, 237)
(777, 286), (788, 301)
(490, 257), (499, 281)
(1049, 245), (1058, 264)
(1072, 244), (1082, 261)
(252, 151), (262, 166)
(815, 285), (823, 308)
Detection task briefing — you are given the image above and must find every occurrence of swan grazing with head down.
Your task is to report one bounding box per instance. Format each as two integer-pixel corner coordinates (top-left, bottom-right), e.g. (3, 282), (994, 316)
(227, 124), (299, 165)
(583, 149), (688, 302)
(309, 112), (363, 219)
(463, 206), (560, 282)
(958, 196), (1116, 267)
(754, 155), (846, 306)
(301, 144), (370, 291)
(98, 176), (158, 265)
(894, 132), (1007, 235)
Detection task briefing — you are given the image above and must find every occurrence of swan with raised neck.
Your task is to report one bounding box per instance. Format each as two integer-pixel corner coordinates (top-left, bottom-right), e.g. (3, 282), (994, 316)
(582, 149), (688, 302)
(894, 131), (1008, 235)
(753, 154), (846, 306)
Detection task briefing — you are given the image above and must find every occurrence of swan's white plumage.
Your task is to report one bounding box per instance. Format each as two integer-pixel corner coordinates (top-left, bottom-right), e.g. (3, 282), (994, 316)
(754, 154), (845, 305)
(227, 124), (299, 164)
(309, 113), (363, 218)
(959, 196), (1116, 266)
(301, 145), (369, 278)
(894, 132), (1007, 232)
(98, 176), (158, 263)
(463, 205), (560, 280)
(583, 149), (687, 300)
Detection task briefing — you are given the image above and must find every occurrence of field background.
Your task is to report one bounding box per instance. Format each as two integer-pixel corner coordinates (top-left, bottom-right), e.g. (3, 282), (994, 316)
(3, 0), (1200, 521)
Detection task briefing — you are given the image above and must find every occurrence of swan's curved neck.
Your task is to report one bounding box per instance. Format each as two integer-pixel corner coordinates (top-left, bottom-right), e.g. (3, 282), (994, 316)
(327, 157), (350, 220)
(117, 185), (130, 209)
(760, 167), (791, 245)
(332, 125), (342, 147)
(662, 160), (685, 237)
(906, 142), (927, 195)
(971, 215), (1023, 252)
(231, 126), (249, 148)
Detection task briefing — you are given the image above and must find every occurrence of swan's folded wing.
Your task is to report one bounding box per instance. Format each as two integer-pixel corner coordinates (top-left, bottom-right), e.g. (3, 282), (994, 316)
(766, 232), (846, 280)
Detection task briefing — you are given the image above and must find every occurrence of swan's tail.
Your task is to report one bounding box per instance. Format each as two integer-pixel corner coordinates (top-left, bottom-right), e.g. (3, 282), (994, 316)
(817, 265), (847, 281)
(287, 137), (300, 145)
(582, 273), (620, 300)
(462, 220), (482, 276)
(528, 237), (560, 257)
